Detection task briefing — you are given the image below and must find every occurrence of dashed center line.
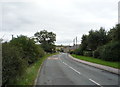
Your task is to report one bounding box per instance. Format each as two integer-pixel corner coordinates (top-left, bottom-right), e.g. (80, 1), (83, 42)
(89, 79), (103, 87)
(58, 56), (103, 87)
(59, 58), (81, 75)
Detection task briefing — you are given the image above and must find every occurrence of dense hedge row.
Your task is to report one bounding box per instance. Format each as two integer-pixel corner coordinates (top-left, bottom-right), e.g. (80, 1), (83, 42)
(2, 35), (45, 86)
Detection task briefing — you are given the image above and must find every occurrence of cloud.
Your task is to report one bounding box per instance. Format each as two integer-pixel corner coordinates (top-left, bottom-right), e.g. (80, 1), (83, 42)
(1, 0), (119, 45)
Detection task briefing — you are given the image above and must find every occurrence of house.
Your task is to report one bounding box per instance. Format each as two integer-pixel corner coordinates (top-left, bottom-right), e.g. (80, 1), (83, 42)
(56, 44), (80, 53)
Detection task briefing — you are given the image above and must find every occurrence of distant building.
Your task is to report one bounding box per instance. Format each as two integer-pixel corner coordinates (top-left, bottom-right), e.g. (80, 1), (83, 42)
(56, 45), (64, 52)
(56, 44), (80, 53)
(118, 1), (120, 24)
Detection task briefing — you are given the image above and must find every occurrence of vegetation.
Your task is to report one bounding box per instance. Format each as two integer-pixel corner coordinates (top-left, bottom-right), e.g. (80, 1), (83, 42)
(72, 54), (120, 69)
(34, 30), (56, 53)
(100, 41), (120, 61)
(10, 35), (45, 65)
(2, 30), (56, 86)
(2, 42), (27, 85)
(14, 53), (58, 85)
(71, 24), (120, 62)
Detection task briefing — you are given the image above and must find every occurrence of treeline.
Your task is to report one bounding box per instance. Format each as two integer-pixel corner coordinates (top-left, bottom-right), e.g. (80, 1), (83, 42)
(71, 24), (120, 61)
(2, 30), (56, 86)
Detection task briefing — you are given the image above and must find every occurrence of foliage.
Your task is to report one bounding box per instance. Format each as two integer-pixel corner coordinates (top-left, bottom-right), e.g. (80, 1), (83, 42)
(93, 46), (104, 58)
(10, 35), (45, 64)
(100, 41), (120, 61)
(73, 24), (120, 62)
(81, 35), (88, 50)
(69, 50), (74, 54)
(14, 53), (58, 85)
(41, 43), (55, 53)
(87, 28), (108, 51)
(114, 24), (120, 41)
(108, 24), (120, 42)
(34, 30), (56, 53)
(73, 49), (80, 55)
(2, 42), (27, 86)
(2, 35), (45, 86)
(83, 51), (92, 57)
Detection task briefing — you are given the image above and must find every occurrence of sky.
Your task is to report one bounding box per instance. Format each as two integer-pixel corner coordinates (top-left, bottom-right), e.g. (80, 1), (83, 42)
(0, 0), (119, 45)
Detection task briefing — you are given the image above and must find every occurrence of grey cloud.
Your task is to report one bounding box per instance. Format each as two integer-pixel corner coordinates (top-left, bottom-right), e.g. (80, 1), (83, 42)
(1, 0), (119, 45)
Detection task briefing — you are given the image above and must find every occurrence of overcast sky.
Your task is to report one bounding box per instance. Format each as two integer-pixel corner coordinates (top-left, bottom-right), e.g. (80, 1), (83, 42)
(0, 0), (119, 45)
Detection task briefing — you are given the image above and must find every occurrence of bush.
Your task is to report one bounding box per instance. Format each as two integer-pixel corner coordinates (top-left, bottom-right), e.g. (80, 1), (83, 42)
(74, 49), (81, 55)
(100, 41), (120, 61)
(93, 46), (104, 58)
(10, 35), (45, 64)
(73, 46), (85, 55)
(2, 42), (27, 85)
(34, 45), (45, 57)
(69, 50), (74, 54)
(83, 51), (92, 57)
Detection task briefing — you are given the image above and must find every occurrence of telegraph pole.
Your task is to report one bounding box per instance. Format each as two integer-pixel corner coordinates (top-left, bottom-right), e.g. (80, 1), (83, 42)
(73, 38), (75, 46)
(76, 36), (77, 49)
(12, 35), (14, 40)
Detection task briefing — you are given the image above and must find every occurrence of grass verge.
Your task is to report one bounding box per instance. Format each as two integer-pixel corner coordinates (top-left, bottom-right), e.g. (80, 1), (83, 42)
(71, 54), (120, 69)
(15, 53), (58, 85)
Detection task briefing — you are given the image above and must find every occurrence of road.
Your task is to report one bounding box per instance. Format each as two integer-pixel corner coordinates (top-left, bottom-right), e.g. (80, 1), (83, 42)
(36, 53), (120, 86)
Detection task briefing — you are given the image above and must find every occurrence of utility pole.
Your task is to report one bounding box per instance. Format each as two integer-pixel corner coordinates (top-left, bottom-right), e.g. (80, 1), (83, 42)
(12, 35), (14, 40)
(76, 36), (77, 45)
(73, 38), (74, 46)
(76, 36), (77, 49)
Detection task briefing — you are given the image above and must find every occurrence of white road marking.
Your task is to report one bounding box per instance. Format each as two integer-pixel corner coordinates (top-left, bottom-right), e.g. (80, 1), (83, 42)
(89, 79), (103, 87)
(59, 57), (81, 75)
(69, 66), (81, 74)
(59, 55), (103, 87)
(62, 62), (68, 66)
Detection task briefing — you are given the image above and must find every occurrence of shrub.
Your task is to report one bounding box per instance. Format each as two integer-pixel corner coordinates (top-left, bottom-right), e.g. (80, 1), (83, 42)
(73, 46), (85, 55)
(69, 50), (74, 54)
(83, 51), (92, 57)
(74, 49), (81, 55)
(100, 41), (120, 61)
(10, 35), (45, 64)
(2, 42), (27, 86)
(93, 46), (104, 58)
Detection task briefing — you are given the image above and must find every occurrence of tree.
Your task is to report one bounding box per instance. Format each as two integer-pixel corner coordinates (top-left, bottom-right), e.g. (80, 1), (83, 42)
(87, 28), (108, 51)
(87, 30), (99, 51)
(34, 30), (56, 53)
(112, 24), (120, 42)
(108, 24), (120, 42)
(97, 27), (108, 46)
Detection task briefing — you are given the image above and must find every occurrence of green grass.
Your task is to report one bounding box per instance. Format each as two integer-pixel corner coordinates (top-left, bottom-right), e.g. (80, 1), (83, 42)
(15, 53), (58, 85)
(71, 54), (120, 69)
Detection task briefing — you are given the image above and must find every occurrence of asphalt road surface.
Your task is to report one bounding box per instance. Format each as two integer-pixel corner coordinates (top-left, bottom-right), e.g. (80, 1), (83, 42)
(36, 53), (120, 86)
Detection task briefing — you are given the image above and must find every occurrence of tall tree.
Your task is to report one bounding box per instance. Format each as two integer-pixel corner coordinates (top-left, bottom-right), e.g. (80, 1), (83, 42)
(87, 28), (108, 51)
(108, 24), (120, 42)
(81, 34), (88, 50)
(97, 27), (108, 46)
(34, 30), (56, 53)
